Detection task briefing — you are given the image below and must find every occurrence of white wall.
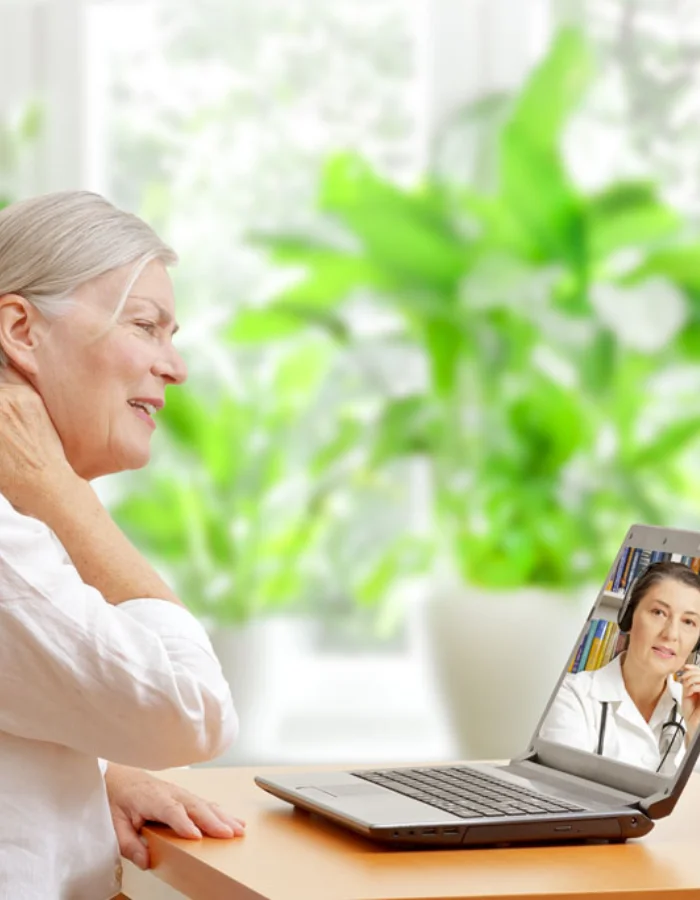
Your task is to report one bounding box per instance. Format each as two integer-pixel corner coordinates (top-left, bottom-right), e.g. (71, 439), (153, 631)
(0, 0), (85, 192)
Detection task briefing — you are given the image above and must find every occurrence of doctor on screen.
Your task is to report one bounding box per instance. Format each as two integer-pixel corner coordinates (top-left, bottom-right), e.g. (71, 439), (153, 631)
(539, 561), (700, 774)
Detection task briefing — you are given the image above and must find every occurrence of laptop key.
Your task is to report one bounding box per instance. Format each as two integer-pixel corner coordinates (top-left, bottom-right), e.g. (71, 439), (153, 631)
(352, 767), (586, 818)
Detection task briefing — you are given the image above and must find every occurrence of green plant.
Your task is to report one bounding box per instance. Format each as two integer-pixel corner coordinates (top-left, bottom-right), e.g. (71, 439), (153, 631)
(111, 340), (326, 624)
(227, 27), (700, 593)
(110, 338), (420, 625)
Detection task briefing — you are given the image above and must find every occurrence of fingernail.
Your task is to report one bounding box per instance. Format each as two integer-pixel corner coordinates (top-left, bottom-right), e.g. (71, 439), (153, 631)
(134, 850), (149, 870)
(189, 826), (203, 839)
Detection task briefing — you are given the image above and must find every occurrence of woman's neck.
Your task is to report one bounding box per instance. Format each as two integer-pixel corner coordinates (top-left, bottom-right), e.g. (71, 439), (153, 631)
(620, 652), (667, 722)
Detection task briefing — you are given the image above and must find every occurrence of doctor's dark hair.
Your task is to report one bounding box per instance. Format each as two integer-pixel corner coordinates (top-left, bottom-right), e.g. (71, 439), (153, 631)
(618, 561), (700, 648)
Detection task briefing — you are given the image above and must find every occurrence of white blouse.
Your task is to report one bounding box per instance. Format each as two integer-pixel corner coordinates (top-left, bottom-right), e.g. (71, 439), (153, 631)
(0, 493), (238, 899)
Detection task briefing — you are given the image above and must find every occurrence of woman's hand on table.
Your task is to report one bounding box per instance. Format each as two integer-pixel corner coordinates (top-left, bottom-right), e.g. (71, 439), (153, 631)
(104, 763), (246, 870)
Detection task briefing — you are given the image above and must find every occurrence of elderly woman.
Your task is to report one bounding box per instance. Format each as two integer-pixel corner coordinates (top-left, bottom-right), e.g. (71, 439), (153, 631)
(0, 191), (245, 898)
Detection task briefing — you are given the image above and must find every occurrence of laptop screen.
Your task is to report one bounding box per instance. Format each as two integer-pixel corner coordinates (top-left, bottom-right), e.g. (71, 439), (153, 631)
(534, 525), (700, 792)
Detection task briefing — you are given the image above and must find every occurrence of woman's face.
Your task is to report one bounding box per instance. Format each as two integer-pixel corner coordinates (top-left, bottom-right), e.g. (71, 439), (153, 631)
(628, 577), (700, 676)
(29, 260), (187, 479)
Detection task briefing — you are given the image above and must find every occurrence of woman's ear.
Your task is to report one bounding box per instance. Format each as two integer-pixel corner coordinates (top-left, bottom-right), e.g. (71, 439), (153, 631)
(0, 294), (45, 375)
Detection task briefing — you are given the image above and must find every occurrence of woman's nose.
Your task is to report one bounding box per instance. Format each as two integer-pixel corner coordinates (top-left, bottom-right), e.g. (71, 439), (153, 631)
(661, 617), (680, 640)
(152, 346), (188, 385)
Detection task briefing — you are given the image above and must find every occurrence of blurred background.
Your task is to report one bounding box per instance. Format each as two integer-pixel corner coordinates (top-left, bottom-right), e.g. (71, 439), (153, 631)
(3, 0), (700, 766)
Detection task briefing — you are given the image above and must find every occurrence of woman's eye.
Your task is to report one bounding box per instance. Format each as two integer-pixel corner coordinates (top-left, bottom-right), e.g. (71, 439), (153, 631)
(136, 321), (157, 335)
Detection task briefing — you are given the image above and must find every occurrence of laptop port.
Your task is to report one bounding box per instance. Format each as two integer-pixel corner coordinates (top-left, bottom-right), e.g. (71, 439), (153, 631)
(422, 829), (437, 836)
(443, 828), (459, 835)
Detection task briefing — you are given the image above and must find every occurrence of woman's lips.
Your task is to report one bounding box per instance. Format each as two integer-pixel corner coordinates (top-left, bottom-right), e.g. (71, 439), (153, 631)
(129, 404), (156, 430)
(652, 646), (675, 659)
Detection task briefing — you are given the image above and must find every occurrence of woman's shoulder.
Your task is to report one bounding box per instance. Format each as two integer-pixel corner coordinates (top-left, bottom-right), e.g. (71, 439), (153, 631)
(562, 657), (624, 704)
(562, 668), (596, 692)
(561, 660), (617, 695)
(0, 491), (66, 566)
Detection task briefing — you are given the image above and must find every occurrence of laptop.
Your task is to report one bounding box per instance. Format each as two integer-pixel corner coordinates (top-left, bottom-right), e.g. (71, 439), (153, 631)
(255, 524), (700, 847)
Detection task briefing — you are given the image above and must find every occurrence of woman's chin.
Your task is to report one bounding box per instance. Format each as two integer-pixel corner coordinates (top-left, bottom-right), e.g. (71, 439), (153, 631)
(654, 657), (679, 677)
(80, 448), (152, 480)
(122, 446), (152, 472)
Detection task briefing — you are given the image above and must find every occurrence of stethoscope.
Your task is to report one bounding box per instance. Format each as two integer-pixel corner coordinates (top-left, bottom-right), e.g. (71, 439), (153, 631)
(596, 699), (686, 773)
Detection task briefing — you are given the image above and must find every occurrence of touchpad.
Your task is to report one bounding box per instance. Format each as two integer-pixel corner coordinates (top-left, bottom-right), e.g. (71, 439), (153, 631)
(299, 783), (386, 798)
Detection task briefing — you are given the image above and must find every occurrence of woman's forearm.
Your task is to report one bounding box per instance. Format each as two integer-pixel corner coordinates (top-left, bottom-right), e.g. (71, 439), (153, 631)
(33, 472), (182, 607)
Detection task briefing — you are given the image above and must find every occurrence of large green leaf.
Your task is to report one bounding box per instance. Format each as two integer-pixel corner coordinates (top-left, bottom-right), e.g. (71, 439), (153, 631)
(507, 29), (594, 151)
(310, 415), (366, 477)
(112, 476), (189, 560)
(248, 234), (390, 307)
(272, 340), (334, 402)
(226, 307), (310, 342)
(507, 376), (593, 473)
(605, 352), (656, 454)
(226, 304), (347, 343)
(354, 535), (432, 607)
(199, 395), (250, 490)
(498, 29), (592, 271)
(622, 244), (700, 291)
(585, 181), (680, 261)
(370, 395), (440, 465)
(676, 318), (700, 360)
(424, 317), (465, 397)
(460, 190), (535, 258)
(158, 389), (208, 450)
(629, 417), (700, 468)
(455, 525), (539, 589)
(579, 327), (617, 396)
(499, 127), (585, 270)
(318, 153), (471, 291)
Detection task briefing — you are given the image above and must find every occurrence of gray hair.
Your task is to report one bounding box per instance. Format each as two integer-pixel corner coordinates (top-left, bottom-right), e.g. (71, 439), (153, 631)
(0, 190), (177, 366)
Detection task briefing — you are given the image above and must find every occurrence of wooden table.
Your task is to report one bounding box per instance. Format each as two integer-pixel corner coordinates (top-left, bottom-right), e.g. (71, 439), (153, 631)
(120, 764), (700, 900)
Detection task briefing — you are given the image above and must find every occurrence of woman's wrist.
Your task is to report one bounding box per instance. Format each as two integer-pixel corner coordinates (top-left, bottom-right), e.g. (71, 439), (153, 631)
(29, 468), (94, 528)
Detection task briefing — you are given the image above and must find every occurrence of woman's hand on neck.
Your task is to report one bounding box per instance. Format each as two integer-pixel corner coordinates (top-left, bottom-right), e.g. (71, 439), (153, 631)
(0, 362), (35, 388)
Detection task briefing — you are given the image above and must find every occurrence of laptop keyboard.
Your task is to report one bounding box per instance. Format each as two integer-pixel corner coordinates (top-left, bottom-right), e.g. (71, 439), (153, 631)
(352, 766), (586, 818)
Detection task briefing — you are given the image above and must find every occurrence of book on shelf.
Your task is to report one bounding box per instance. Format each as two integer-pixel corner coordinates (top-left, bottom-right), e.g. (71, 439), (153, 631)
(570, 617), (621, 674)
(583, 619), (608, 671)
(610, 547), (630, 594)
(606, 547), (680, 597)
(597, 620), (617, 668)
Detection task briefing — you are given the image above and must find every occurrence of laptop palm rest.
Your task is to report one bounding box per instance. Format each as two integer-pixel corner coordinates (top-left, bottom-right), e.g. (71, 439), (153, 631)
(299, 784), (385, 799)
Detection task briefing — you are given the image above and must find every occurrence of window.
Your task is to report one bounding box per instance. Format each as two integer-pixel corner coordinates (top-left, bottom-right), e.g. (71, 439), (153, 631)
(559, 0), (700, 214)
(1, 0), (554, 762)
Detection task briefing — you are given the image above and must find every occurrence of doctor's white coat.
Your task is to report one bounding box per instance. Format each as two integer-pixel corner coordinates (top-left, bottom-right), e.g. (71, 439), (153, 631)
(539, 654), (685, 775)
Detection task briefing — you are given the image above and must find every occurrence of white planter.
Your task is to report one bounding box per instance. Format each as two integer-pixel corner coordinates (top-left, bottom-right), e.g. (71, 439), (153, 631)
(418, 582), (591, 760)
(208, 617), (313, 764)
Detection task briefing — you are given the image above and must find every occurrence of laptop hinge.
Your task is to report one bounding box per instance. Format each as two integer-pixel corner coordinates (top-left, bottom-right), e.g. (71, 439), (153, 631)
(530, 738), (664, 799)
(507, 755), (642, 806)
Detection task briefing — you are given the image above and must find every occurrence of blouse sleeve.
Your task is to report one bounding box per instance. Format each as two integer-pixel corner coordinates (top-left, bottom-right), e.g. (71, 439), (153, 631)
(0, 496), (237, 769)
